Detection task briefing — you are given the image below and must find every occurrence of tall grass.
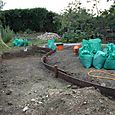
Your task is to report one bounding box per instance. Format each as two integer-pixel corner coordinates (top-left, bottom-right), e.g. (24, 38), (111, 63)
(1, 26), (14, 43)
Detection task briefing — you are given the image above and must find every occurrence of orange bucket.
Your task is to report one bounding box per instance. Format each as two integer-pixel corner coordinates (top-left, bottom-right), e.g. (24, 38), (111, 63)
(73, 44), (82, 55)
(56, 43), (64, 51)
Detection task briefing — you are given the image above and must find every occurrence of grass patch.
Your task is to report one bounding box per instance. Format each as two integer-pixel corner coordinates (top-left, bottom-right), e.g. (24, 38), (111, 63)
(30, 39), (47, 46)
(0, 38), (47, 53)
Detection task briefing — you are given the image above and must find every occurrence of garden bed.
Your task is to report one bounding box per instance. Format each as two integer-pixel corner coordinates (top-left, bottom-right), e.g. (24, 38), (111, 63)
(48, 47), (115, 89)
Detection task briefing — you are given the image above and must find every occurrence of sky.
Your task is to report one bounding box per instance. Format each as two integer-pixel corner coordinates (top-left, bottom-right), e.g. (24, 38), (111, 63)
(2, 0), (114, 14)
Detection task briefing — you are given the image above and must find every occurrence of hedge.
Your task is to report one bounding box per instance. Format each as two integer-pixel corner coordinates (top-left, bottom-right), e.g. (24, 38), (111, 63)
(0, 8), (59, 32)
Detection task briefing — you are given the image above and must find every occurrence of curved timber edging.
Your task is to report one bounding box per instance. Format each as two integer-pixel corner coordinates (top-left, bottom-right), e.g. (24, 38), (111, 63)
(41, 48), (115, 99)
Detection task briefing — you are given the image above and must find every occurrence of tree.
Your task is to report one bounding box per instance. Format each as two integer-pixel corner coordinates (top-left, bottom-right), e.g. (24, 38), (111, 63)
(100, 4), (115, 36)
(56, 0), (96, 42)
(55, 0), (115, 42)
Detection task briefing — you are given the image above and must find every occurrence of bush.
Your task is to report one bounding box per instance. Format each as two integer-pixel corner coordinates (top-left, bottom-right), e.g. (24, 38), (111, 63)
(106, 33), (115, 38)
(24, 28), (33, 34)
(1, 26), (14, 43)
(1, 8), (59, 32)
(61, 30), (86, 43)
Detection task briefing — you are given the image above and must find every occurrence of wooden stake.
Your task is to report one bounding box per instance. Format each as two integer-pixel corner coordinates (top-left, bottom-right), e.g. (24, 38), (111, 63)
(54, 65), (58, 78)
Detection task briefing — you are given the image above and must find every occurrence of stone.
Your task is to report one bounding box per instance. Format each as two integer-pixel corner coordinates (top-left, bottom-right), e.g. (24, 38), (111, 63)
(83, 101), (87, 105)
(31, 99), (36, 102)
(6, 90), (12, 95)
(23, 106), (29, 112)
(8, 102), (13, 106)
(38, 101), (43, 104)
(101, 83), (106, 87)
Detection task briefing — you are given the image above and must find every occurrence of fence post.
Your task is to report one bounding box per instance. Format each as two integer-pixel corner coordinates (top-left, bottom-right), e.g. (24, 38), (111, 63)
(43, 56), (47, 63)
(54, 65), (58, 78)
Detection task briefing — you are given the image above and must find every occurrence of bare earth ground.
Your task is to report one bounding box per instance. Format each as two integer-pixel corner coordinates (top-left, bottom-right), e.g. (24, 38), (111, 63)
(48, 47), (115, 89)
(0, 52), (115, 115)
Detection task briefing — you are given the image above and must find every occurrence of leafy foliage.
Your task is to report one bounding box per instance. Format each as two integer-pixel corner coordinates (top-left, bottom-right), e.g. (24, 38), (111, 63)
(0, 0), (12, 50)
(1, 8), (59, 33)
(55, 0), (115, 42)
(1, 26), (14, 43)
(1, 0), (115, 44)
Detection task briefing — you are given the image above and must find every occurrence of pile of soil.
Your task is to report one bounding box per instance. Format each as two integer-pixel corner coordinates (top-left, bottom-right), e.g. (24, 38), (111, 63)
(48, 47), (115, 89)
(0, 51), (115, 115)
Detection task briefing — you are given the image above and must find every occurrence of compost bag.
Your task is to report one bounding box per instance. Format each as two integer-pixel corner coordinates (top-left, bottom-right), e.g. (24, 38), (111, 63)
(79, 50), (93, 68)
(47, 39), (56, 50)
(93, 51), (106, 69)
(104, 51), (115, 70)
(88, 38), (102, 54)
(81, 38), (102, 54)
(104, 43), (115, 56)
(82, 39), (89, 47)
(79, 44), (89, 55)
(12, 38), (28, 47)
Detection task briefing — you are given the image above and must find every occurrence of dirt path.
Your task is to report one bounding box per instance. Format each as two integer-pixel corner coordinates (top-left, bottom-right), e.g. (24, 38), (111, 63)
(0, 53), (115, 115)
(0, 56), (69, 114)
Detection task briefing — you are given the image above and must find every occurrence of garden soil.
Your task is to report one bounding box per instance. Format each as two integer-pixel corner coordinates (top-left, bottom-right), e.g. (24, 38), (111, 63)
(48, 47), (115, 89)
(0, 51), (115, 115)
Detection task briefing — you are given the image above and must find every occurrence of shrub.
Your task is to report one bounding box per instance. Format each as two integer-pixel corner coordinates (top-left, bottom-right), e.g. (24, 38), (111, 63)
(106, 33), (115, 38)
(1, 26), (14, 43)
(61, 30), (86, 43)
(1, 8), (59, 32)
(24, 28), (33, 34)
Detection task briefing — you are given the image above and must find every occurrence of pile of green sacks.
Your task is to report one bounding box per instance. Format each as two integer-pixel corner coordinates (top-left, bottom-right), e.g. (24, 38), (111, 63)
(12, 38), (28, 47)
(79, 38), (115, 70)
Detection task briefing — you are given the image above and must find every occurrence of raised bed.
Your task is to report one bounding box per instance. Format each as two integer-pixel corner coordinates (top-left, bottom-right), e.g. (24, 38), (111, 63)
(41, 47), (115, 99)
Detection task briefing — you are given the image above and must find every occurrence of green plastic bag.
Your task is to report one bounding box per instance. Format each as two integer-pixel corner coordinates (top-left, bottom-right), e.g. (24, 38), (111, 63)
(82, 39), (89, 47)
(12, 38), (19, 46)
(12, 38), (28, 47)
(18, 39), (24, 46)
(79, 50), (93, 68)
(104, 43), (115, 56)
(88, 38), (102, 54)
(93, 51), (106, 69)
(48, 39), (56, 50)
(81, 38), (102, 54)
(113, 44), (115, 51)
(79, 44), (89, 56)
(104, 51), (115, 70)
